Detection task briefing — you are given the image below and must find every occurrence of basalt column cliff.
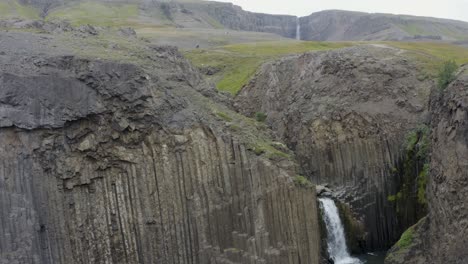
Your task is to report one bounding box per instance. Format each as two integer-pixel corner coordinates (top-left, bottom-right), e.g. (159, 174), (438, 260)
(0, 31), (320, 264)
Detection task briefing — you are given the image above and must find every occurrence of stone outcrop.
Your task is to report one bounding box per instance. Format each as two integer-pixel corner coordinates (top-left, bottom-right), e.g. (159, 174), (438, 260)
(234, 45), (432, 250)
(176, 1), (298, 38)
(425, 65), (468, 263)
(385, 65), (468, 264)
(0, 31), (320, 264)
(384, 217), (429, 264)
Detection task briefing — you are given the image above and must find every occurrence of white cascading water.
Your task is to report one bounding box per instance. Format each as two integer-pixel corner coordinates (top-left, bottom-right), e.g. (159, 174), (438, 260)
(319, 198), (363, 264)
(296, 17), (301, 40)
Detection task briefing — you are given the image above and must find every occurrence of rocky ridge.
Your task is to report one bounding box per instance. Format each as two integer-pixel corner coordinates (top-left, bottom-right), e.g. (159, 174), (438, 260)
(8, 0), (468, 42)
(0, 30), (320, 264)
(425, 65), (468, 263)
(384, 66), (468, 264)
(234, 45), (432, 250)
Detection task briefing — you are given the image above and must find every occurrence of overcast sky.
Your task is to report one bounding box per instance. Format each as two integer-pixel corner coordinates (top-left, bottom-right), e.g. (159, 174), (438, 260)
(212, 0), (468, 22)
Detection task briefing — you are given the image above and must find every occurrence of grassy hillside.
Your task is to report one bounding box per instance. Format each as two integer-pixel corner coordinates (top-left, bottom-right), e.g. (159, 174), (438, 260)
(397, 20), (468, 41)
(47, 1), (139, 27)
(0, 0), (40, 19)
(185, 41), (353, 94)
(186, 40), (468, 95)
(387, 42), (468, 76)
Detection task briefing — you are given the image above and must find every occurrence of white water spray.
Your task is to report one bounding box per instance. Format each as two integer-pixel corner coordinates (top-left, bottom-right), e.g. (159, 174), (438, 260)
(296, 17), (301, 40)
(319, 198), (362, 264)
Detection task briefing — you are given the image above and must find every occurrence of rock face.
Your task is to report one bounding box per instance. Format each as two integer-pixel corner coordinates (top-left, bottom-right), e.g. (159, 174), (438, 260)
(235, 45), (431, 250)
(12, 1), (468, 41)
(0, 32), (320, 264)
(385, 66), (468, 264)
(299, 10), (468, 41)
(384, 217), (429, 264)
(426, 66), (468, 263)
(199, 2), (297, 39)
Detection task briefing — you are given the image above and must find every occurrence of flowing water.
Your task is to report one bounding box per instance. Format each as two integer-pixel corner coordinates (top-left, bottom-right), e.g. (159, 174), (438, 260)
(296, 17), (301, 40)
(319, 198), (363, 264)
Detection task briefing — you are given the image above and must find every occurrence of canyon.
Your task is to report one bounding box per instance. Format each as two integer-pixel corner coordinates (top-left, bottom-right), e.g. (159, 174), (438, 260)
(1, 1), (468, 264)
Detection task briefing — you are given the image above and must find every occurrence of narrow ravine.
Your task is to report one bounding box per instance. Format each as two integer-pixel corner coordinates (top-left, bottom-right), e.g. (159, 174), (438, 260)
(319, 198), (363, 264)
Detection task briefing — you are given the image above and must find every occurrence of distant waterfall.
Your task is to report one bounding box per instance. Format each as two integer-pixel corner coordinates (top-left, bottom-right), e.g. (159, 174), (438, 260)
(296, 17), (301, 40)
(319, 198), (362, 264)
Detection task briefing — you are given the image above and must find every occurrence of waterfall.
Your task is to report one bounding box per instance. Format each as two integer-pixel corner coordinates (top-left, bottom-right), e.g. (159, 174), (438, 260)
(319, 198), (363, 264)
(296, 17), (301, 40)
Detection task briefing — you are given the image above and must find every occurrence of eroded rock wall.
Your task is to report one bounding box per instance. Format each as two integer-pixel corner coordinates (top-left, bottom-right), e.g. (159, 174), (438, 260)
(186, 1), (298, 38)
(0, 126), (320, 264)
(235, 45), (431, 250)
(426, 66), (468, 263)
(0, 34), (320, 264)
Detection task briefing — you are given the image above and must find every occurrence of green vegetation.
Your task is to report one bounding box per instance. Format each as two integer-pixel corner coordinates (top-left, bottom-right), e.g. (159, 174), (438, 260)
(417, 164), (429, 205)
(386, 42), (468, 77)
(395, 225), (414, 249)
(0, 0), (40, 19)
(399, 23), (425, 36)
(388, 124), (430, 217)
(47, 2), (139, 27)
(404, 126), (430, 208)
(255, 112), (267, 122)
(388, 192), (402, 202)
(185, 41), (353, 95)
(405, 125), (430, 160)
(216, 111), (233, 122)
(294, 175), (312, 188)
(247, 141), (290, 160)
(437, 60), (458, 90)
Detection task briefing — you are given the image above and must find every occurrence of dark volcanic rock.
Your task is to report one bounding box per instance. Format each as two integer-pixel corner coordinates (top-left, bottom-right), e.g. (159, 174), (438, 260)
(235, 45), (432, 250)
(384, 217), (429, 264)
(425, 66), (468, 263)
(0, 31), (321, 264)
(0, 71), (104, 129)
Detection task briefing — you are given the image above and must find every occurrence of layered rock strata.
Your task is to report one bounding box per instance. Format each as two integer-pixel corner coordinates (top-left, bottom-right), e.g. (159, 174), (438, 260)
(235, 45), (432, 250)
(0, 32), (320, 264)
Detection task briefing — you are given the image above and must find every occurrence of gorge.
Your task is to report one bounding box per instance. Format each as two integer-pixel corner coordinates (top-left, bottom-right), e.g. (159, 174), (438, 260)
(1, 1), (468, 264)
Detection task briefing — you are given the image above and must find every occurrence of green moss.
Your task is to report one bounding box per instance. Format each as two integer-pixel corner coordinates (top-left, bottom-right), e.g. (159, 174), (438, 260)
(266, 151), (290, 160)
(294, 175), (312, 188)
(395, 226), (414, 249)
(216, 111), (233, 122)
(247, 142), (291, 160)
(388, 192), (403, 202)
(389, 124), (430, 222)
(255, 112), (267, 122)
(417, 163), (429, 205)
(437, 60), (458, 90)
(405, 125), (430, 160)
(229, 124), (241, 131)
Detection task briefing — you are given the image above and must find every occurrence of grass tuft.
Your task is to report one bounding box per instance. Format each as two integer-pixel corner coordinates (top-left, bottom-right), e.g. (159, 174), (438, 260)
(395, 226), (414, 249)
(294, 175), (313, 188)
